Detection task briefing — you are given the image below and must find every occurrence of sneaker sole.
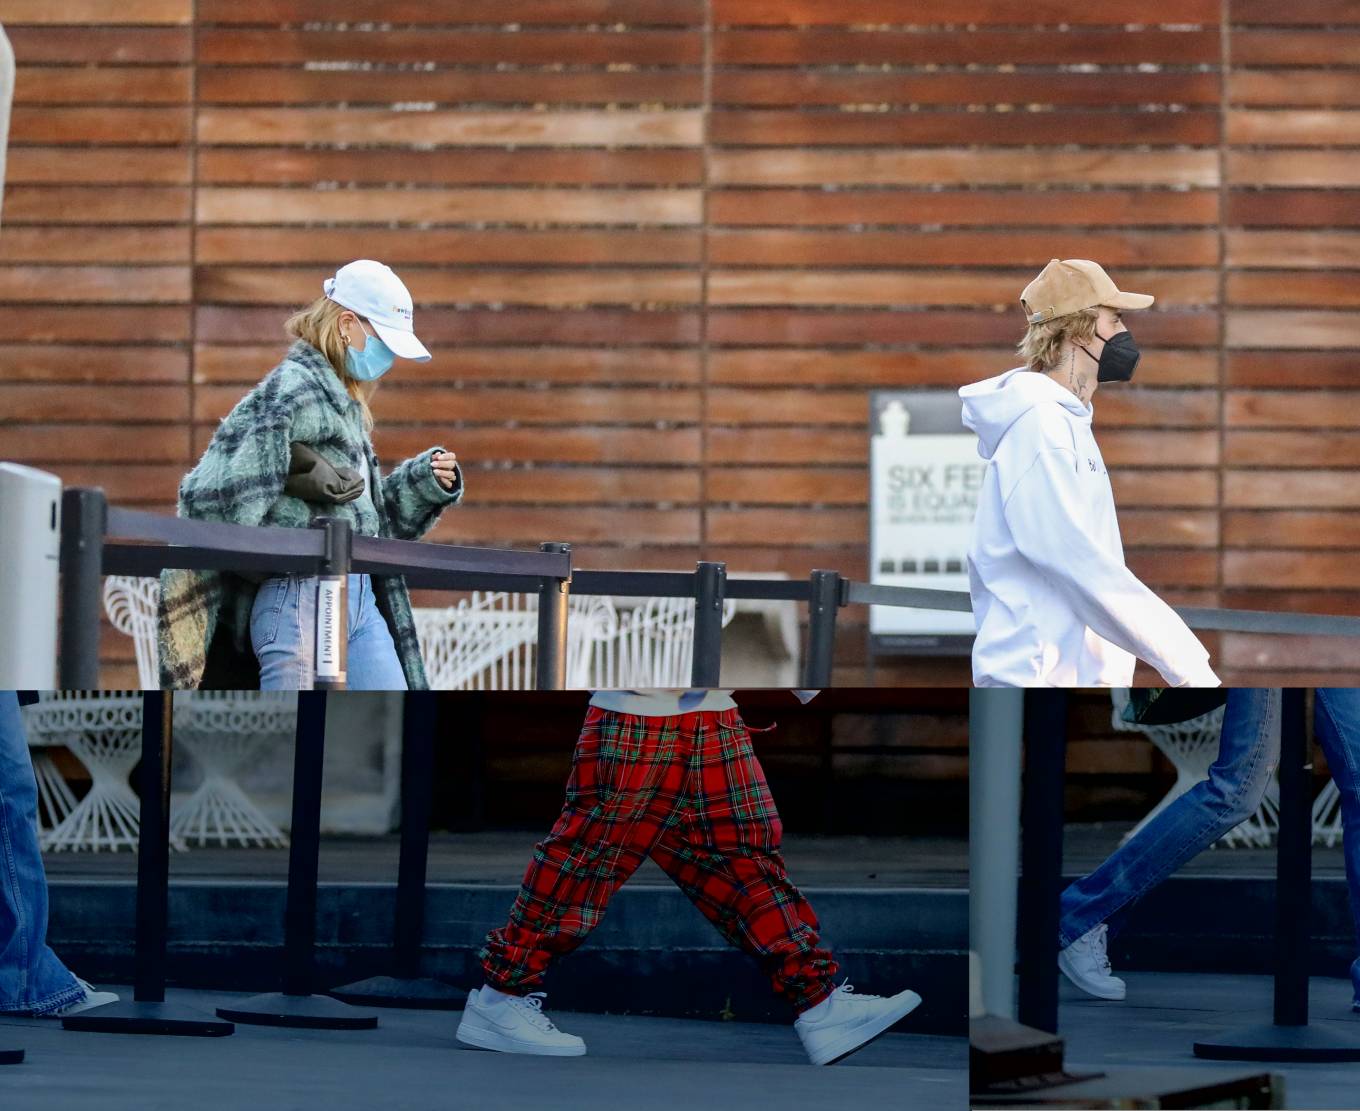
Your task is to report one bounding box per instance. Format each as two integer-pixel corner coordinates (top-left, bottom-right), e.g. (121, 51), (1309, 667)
(1056, 953), (1125, 1001)
(455, 1019), (586, 1057)
(809, 991), (923, 1067)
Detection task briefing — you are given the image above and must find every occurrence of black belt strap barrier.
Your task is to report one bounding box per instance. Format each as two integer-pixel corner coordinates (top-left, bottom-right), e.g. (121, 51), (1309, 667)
(216, 691), (378, 1030)
(331, 692), (467, 1010)
(803, 570), (844, 688)
(536, 543), (571, 690)
(1016, 689), (1069, 1035)
(58, 487), (106, 690)
(56, 484), (1360, 693)
(1194, 689), (1360, 1062)
(62, 691), (234, 1036)
(691, 561), (726, 687)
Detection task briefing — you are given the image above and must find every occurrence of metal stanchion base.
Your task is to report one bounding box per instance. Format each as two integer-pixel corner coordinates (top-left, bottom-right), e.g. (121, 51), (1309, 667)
(0, 1047), (23, 1065)
(216, 992), (378, 1030)
(61, 1000), (234, 1037)
(329, 975), (467, 1010)
(1195, 1020), (1360, 1062)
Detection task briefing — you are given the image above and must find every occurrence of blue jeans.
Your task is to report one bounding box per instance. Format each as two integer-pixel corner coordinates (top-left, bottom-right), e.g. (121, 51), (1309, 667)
(250, 573), (408, 691)
(1058, 688), (1281, 946)
(0, 692), (83, 1015)
(1312, 689), (1360, 1000)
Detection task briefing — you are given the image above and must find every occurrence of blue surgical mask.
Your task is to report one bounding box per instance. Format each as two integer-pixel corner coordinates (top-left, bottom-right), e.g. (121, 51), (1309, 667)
(345, 322), (395, 382)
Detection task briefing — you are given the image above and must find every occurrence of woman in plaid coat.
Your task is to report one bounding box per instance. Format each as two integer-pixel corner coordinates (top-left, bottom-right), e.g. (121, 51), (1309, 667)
(158, 260), (462, 689)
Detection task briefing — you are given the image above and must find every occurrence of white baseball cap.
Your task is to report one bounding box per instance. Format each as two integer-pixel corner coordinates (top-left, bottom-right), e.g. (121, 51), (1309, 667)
(323, 259), (431, 362)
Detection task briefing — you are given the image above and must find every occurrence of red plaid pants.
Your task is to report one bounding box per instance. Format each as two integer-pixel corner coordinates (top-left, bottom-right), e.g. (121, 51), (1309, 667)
(480, 706), (838, 1014)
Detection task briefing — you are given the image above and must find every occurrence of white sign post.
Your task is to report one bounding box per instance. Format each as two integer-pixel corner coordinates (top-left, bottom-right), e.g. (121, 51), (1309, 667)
(870, 391), (984, 652)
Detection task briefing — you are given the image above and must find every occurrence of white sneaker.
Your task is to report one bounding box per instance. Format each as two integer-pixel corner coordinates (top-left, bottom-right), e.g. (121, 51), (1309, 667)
(1058, 924), (1126, 1001)
(45, 980), (119, 1018)
(456, 988), (586, 1057)
(794, 983), (922, 1066)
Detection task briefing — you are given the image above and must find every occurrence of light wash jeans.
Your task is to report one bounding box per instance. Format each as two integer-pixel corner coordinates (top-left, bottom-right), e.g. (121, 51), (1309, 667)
(1312, 689), (1360, 1005)
(0, 692), (83, 1015)
(250, 573), (408, 691)
(1058, 688), (1281, 946)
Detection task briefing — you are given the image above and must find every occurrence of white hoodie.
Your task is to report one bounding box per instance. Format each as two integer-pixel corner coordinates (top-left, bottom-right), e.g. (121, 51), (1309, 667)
(958, 368), (1218, 688)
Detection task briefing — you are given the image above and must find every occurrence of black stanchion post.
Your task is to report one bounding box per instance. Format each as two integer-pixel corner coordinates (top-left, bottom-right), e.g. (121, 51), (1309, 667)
(216, 691), (378, 1029)
(691, 560), (726, 687)
(536, 542), (572, 691)
(58, 486), (106, 689)
(311, 517), (351, 691)
(331, 692), (467, 1010)
(1195, 689), (1360, 1061)
(802, 569), (842, 688)
(63, 692), (234, 1036)
(1016, 689), (1068, 1036)
(1275, 686), (1310, 1029)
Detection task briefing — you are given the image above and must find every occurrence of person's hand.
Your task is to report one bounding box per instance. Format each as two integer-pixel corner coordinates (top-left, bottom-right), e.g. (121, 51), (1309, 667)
(431, 450), (459, 490)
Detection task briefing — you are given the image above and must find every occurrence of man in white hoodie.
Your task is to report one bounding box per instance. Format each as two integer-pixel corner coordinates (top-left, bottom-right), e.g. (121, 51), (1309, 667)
(958, 258), (1220, 688)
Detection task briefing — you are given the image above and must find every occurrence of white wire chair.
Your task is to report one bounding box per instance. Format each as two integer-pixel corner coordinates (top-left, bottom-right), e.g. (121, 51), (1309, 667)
(26, 731), (78, 836)
(169, 693), (293, 848)
(21, 692), (174, 853)
(592, 595), (736, 688)
(1109, 690), (1277, 850)
(103, 575), (160, 689)
(413, 591), (603, 690)
(414, 590), (737, 690)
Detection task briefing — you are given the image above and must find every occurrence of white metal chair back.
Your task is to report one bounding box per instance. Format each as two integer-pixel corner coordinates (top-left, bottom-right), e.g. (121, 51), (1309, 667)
(414, 592), (617, 690)
(22, 691), (150, 852)
(588, 595), (735, 688)
(104, 575), (160, 689)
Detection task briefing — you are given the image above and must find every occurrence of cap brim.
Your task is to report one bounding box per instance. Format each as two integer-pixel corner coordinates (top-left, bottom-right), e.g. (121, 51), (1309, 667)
(371, 320), (431, 362)
(1104, 291), (1154, 311)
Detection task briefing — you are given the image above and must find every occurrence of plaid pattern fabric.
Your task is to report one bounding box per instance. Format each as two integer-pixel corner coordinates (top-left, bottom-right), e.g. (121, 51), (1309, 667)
(480, 707), (838, 1014)
(158, 340), (462, 689)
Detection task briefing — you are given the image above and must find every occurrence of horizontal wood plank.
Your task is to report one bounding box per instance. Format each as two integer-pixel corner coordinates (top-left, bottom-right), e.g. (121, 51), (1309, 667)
(198, 108), (704, 148)
(710, 149), (1221, 187)
(198, 0), (704, 23)
(196, 187), (703, 226)
(710, 188), (1219, 228)
(14, 66), (192, 105)
(198, 29), (704, 66)
(197, 148), (704, 186)
(714, 0), (1219, 24)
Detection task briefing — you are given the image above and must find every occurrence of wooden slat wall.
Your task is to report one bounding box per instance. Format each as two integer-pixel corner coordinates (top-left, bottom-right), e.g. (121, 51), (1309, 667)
(0, 1), (1356, 687)
(1218, 0), (1360, 684)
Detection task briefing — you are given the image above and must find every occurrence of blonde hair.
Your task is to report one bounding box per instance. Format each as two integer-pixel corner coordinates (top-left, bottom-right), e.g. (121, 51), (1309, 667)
(284, 296), (377, 432)
(1018, 307), (1101, 372)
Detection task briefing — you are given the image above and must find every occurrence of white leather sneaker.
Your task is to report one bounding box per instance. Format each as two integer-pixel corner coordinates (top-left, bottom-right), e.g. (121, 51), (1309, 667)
(1058, 923), (1126, 1001)
(794, 983), (922, 1066)
(45, 980), (119, 1018)
(456, 988), (586, 1057)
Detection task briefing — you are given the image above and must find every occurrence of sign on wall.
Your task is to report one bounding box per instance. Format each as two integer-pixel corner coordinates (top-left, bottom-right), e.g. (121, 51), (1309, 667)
(870, 390), (983, 653)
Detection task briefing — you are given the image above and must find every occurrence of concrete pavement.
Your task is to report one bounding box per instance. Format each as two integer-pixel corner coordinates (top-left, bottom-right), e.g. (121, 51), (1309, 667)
(0, 986), (967, 1111)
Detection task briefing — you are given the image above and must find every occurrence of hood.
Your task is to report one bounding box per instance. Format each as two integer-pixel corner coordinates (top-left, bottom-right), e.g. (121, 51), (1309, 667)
(958, 368), (1091, 460)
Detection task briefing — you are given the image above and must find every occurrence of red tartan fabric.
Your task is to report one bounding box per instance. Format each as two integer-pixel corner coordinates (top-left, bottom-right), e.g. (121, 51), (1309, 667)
(480, 706), (838, 1013)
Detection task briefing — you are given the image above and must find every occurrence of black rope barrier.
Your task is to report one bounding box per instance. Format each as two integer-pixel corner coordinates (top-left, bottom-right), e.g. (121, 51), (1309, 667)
(55, 487), (1360, 691)
(62, 692), (234, 1036)
(331, 692), (466, 1010)
(216, 692), (378, 1030)
(1194, 689), (1360, 1062)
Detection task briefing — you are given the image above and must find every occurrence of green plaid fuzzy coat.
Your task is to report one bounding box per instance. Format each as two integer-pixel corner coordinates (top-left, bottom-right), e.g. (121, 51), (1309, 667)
(157, 340), (463, 689)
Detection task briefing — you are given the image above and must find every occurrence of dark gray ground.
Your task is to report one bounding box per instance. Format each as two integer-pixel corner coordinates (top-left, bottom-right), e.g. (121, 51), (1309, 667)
(1056, 971), (1360, 1110)
(0, 987), (967, 1111)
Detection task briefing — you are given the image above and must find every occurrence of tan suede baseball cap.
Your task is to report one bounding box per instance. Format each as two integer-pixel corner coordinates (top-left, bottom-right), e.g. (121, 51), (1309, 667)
(1020, 259), (1154, 324)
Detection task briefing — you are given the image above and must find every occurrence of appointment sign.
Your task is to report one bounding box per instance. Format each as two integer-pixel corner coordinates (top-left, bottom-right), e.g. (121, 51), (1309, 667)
(869, 391), (983, 651)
